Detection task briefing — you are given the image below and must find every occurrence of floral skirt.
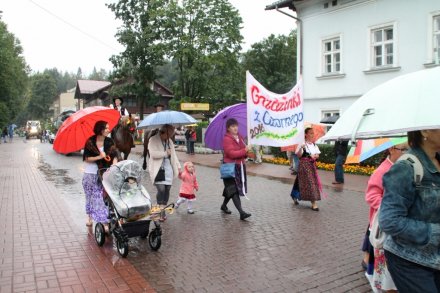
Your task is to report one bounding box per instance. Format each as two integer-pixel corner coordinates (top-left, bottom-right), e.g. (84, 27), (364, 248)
(82, 173), (109, 223)
(297, 158), (321, 202)
(373, 248), (397, 291)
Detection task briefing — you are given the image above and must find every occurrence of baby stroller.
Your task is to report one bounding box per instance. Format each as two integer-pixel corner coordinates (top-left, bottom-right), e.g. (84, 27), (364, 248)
(95, 160), (174, 257)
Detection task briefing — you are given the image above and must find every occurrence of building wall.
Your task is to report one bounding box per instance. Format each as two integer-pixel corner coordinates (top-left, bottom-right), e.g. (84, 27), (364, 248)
(59, 90), (76, 113)
(52, 89), (77, 117)
(295, 0), (440, 122)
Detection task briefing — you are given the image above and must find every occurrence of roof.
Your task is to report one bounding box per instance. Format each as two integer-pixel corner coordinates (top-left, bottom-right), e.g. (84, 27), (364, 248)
(153, 80), (174, 97)
(76, 80), (111, 95)
(265, 0), (295, 10)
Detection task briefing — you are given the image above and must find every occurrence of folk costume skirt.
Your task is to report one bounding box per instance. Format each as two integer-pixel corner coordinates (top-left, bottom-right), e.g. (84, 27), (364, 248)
(297, 157), (321, 202)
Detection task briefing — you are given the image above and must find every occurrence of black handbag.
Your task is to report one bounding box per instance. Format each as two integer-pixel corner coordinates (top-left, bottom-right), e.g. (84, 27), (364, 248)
(155, 160), (166, 182)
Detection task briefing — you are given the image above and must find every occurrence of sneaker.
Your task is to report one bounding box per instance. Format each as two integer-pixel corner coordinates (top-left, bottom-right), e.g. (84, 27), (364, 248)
(187, 209), (194, 214)
(175, 203), (180, 209)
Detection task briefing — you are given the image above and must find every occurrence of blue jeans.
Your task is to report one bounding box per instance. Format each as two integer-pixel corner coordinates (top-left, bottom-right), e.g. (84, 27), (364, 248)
(385, 250), (440, 293)
(188, 141), (195, 154)
(334, 154), (345, 183)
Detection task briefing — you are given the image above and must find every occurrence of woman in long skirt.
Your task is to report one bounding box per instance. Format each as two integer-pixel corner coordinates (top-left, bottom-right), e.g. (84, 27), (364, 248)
(291, 126), (322, 211)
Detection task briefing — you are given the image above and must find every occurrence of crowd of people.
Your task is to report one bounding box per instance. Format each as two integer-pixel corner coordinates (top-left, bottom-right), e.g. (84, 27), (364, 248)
(78, 96), (440, 292)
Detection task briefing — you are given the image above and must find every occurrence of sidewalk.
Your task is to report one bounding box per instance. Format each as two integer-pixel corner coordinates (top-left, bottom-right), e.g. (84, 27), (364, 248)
(0, 141), (155, 293)
(166, 149), (369, 194)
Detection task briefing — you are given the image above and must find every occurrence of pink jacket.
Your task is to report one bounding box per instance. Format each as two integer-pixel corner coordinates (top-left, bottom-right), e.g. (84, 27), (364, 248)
(223, 133), (247, 164)
(178, 162), (199, 195)
(365, 158), (393, 226)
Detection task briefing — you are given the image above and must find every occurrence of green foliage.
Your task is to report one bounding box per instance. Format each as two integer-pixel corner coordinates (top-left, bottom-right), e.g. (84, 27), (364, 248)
(88, 67), (108, 81)
(107, 0), (176, 118)
(169, 0), (244, 112)
(315, 144), (336, 164)
(168, 96), (191, 111)
(0, 19), (29, 126)
(156, 59), (178, 89)
(27, 73), (57, 120)
(242, 31), (297, 93)
(195, 121), (209, 143)
(271, 147), (288, 159)
(42, 68), (77, 94)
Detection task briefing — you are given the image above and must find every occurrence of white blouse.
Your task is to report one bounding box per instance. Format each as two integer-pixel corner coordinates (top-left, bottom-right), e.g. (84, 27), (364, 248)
(296, 142), (321, 156)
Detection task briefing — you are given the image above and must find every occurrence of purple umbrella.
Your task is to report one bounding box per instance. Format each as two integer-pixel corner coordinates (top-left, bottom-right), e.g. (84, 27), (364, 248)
(204, 103), (247, 150)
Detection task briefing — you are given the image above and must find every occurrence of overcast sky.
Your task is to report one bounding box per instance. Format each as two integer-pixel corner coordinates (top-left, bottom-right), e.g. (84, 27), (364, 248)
(2, 0), (296, 75)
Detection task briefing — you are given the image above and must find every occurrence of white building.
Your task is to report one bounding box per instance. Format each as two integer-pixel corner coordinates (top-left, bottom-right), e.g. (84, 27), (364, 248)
(266, 0), (440, 124)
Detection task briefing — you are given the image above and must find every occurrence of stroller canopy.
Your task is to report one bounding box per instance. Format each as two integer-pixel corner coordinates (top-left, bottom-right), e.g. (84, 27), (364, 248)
(102, 160), (151, 219)
(102, 160), (142, 194)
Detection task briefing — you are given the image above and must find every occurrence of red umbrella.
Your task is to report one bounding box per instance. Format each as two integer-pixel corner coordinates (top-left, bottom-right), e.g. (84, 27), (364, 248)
(53, 106), (120, 154)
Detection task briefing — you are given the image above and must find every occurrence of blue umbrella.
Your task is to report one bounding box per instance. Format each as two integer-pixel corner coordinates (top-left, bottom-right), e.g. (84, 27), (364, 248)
(204, 103), (247, 150)
(137, 110), (197, 130)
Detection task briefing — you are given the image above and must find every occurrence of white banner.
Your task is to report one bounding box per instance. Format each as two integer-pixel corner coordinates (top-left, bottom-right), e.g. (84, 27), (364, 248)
(246, 71), (304, 147)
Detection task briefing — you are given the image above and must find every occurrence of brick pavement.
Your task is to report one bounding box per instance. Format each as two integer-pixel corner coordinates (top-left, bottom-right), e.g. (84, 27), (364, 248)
(0, 140), (155, 293)
(129, 147), (372, 293)
(0, 141), (373, 293)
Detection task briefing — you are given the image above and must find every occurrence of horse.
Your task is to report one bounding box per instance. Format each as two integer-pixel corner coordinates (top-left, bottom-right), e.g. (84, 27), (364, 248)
(112, 117), (134, 160)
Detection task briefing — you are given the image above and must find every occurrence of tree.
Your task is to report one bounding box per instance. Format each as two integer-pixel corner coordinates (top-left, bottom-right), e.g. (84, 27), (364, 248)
(27, 73), (57, 120)
(88, 67), (108, 81)
(0, 18), (29, 126)
(169, 0), (243, 109)
(156, 59), (178, 89)
(242, 31), (297, 93)
(76, 67), (83, 80)
(107, 0), (177, 118)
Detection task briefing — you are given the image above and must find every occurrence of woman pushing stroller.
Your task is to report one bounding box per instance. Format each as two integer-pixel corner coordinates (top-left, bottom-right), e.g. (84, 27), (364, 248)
(82, 120), (119, 230)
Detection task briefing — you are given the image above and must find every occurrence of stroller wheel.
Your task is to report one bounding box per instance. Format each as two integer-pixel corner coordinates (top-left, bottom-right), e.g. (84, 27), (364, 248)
(117, 239), (129, 257)
(149, 228), (162, 251)
(95, 223), (105, 247)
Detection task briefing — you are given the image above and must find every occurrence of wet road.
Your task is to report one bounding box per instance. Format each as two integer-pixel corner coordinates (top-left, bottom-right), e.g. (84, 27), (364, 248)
(32, 140), (371, 292)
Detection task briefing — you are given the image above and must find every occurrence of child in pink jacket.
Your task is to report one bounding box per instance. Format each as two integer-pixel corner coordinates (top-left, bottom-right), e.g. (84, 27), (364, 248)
(176, 161), (199, 214)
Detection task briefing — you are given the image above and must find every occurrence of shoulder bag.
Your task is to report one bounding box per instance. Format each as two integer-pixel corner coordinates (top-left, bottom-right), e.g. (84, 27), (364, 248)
(155, 159), (166, 182)
(369, 206), (386, 249)
(220, 163), (236, 179)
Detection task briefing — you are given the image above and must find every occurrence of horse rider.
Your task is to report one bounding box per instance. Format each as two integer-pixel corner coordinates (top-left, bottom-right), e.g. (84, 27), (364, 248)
(110, 97), (129, 118)
(110, 97), (135, 148)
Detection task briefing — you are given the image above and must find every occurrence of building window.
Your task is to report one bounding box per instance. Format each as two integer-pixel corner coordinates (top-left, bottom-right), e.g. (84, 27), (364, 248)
(320, 110), (340, 124)
(322, 110), (340, 119)
(371, 26), (394, 68)
(323, 38), (341, 74)
(434, 15), (440, 64)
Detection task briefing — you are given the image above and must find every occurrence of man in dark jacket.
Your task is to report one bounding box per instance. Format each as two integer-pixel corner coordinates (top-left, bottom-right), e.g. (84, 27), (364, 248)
(333, 140), (349, 184)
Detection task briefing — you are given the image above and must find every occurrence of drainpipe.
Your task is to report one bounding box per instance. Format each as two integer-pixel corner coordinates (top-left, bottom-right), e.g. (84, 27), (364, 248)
(275, 7), (302, 81)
